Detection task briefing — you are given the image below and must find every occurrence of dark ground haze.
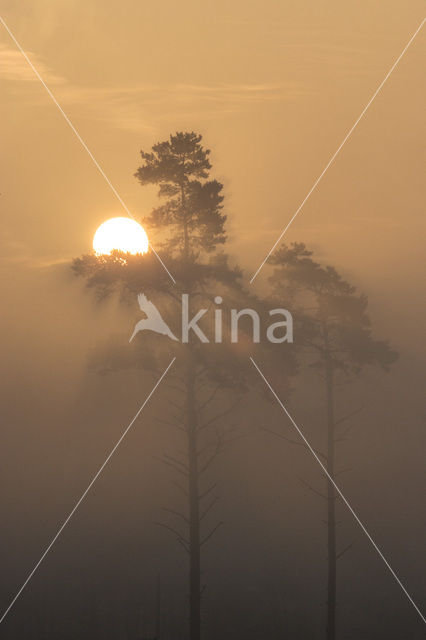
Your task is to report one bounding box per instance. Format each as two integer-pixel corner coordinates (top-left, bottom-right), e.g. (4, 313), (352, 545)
(0, 261), (424, 639)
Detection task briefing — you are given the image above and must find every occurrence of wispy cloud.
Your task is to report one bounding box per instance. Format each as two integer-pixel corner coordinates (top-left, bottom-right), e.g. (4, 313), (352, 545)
(0, 43), (64, 84)
(56, 82), (307, 131)
(0, 43), (306, 132)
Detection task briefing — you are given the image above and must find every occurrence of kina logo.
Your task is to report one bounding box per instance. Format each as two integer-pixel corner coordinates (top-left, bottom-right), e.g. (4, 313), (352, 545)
(129, 294), (179, 342)
(129, 292), (294, 344)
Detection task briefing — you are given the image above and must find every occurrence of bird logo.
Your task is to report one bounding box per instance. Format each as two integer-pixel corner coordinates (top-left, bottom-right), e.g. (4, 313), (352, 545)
(129, 293), (178, 343)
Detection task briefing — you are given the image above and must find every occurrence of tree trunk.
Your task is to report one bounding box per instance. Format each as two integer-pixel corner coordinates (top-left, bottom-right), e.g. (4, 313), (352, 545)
(186, 357), (201, 640)
(182, 183), (201, 640)
(181, 182), (190, 261)
(155, 574), (161, 639)
(325, 354), (336, 640)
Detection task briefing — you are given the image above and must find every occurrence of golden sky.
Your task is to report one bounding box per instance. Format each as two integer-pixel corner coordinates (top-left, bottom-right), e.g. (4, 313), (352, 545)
(0, 0), (425, 347)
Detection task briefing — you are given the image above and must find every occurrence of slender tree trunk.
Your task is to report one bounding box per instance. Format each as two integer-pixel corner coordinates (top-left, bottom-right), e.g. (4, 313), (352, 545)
(325, 352), (336, 640)
(181, 182), (201, 640)
(181, 183), (190, 260)
(186, 356), (201, 640)
(155, 574), (161, 639)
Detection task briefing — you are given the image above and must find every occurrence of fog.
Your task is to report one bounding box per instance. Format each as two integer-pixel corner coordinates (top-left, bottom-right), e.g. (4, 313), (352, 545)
(0, 2), (425, 638)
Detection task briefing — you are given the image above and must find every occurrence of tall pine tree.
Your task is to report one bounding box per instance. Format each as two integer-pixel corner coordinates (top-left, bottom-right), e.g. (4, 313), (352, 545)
(268, 243), (397, 640)
(73, 132), (296, 640)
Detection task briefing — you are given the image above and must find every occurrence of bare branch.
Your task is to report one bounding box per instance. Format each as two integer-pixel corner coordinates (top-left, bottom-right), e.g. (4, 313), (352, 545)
(177, 538), (190, 554)
(197, 441), (215, 458)
(222, 427), (257, 447)
(298, 477), (328, 500)
(335, 405), (365, 427)
(200, 496), (219, 521)
(334, 467), (353, 477)
(198, 424), (238, 457)
(198, 483), (217, 501)
(162, 507), (189, 524)
(163, 454), (189, 472)
(198, 400), (241, 432)
(196, 381), (209, 394)
(155, 417), (186, 433)
(198, 385), (222, 412)
(201, 521), (223, 546)
(155, 522), (189, 549)
(336, 541), (355, 560)
(165, 383), (185, 394)
(339, 416), (369, 439)
(199, 431), (223, 474)
(195, 366), (208, 378)
(172, 412), (186, 425)
(167, 398), (185, 411)
(157, 456), (188, 477)
(172, 480), (188, 496)
(263, 427), (327, 462)
(164, 289), (182, 303)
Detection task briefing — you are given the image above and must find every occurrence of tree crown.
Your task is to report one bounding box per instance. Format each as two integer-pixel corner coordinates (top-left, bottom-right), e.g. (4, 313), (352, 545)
(268, 243), (397, 373)
(135, 132), (226, 256)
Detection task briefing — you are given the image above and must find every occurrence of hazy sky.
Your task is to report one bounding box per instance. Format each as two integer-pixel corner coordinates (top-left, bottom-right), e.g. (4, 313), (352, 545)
(0, 2), (425, 399)
(1, 2), (425, 366)
(1, 1), (424, 348)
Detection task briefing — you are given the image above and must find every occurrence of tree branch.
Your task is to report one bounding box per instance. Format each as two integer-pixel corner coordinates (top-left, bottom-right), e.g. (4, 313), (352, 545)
(200, 496), (219, 521)
(263, 426), (327, 462)
(163, 453), (189, 472)
(155, 417), (186, 433)
(336, 541), (355, 560)
(167, 398), (185, 411)
(198, 400), (241, 433)
(177, 538), (190, 554)
(198, 385), (222, 412)
(172, 480), (188, 496)
(198, 483), (217, 501)
(298, 477), (328, 500)
(201, 521), (223, 546)
(165, 383), (186, 394)
(155, 522), (189, 550)
(162, 507), (189, 524)
(334, 467), (352, 477)
(157, 456), (188, 477)
(335, 405), (365, 427)
(199, 431), (223, 474)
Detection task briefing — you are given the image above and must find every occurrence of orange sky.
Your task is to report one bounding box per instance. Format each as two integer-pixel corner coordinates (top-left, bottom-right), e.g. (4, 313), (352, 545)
(0, 0), (425, 349)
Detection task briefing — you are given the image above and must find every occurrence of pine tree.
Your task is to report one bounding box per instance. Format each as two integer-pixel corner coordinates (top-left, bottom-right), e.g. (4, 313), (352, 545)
(73, 132), (296, 640)
(268, 243), (397, 640)
(135, 131), (226, 259)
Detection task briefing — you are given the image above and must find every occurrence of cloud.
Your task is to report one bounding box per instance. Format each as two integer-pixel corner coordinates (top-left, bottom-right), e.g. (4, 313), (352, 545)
(54, 82), (307, 132)
(0, 43), (306, 132)
(0, 43), (65, 84)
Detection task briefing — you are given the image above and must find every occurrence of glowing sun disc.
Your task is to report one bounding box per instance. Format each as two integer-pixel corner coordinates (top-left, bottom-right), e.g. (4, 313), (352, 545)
(93, 217), (149, 255)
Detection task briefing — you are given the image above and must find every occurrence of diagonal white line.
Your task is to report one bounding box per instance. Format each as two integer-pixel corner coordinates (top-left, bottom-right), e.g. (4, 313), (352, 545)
(0, 16), (176, 285)
(0, 357), (176, 625)
(250, 17), (426, 284)
(250, 356), (426, 625)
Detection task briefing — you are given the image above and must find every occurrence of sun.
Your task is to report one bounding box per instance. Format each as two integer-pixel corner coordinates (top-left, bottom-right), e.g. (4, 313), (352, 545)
(93, 217), (149, 256)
